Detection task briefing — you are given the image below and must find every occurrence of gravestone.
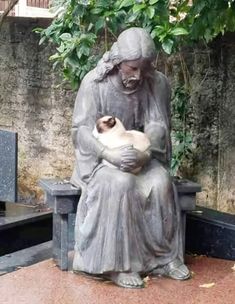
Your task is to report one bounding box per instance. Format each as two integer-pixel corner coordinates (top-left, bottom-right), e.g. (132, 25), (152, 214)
(0, 130), (18, 202)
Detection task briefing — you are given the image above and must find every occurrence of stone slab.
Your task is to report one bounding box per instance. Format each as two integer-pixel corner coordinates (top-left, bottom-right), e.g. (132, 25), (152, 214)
(173, 178), (202, 193)
(0, 241), (52, 275)
(39, 179), (81, 196)
(186, 206), (235, 260)
(0, 130), (17, 202)
(0, 201), (52, 255)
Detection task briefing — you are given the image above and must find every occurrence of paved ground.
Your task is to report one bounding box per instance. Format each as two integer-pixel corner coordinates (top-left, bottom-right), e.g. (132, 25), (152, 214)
(0, 255), (234, 304)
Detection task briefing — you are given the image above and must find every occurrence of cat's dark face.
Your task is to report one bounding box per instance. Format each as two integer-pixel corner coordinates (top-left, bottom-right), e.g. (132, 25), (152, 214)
(96, 116), (116, 133)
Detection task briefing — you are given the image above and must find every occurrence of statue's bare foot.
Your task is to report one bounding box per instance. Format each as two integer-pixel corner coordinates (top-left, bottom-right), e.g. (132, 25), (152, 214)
(109, 272), (144, 289)
(152, 258), (191, 281)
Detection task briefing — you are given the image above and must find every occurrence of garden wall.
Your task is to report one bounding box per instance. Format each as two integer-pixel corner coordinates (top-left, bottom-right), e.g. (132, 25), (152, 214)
(0, 17), (234, 213)
(168, 34), (235, 214)
(0, 17), (76, 203)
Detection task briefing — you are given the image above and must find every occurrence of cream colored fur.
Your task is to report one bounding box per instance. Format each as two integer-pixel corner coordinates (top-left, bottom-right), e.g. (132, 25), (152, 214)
(93, 116), (151, 173)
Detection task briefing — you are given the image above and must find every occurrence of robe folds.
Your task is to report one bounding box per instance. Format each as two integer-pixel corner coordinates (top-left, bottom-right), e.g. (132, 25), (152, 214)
(71, 68), (183, 274)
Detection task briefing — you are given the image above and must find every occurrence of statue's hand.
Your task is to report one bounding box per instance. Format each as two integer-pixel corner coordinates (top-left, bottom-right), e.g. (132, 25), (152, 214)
(121, 146), (151, 172)
(101, 146), (132, 168)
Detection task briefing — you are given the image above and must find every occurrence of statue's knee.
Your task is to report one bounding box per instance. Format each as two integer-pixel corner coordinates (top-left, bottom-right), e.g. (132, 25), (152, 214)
(151, 170), (171, 191)
(113, 171), (136, 191)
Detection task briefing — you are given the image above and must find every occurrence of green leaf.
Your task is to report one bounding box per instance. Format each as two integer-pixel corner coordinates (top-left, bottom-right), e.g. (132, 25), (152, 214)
(77, 45), (90, 58)
(64, 56), (78, 70)
(39, 36), (47, 45)
(127, 13), (138, 23)
(49, 53), (61, 61)
(33, 27), (43, 33)
(52, 60), (59, 70)
(60, 33), (72, 41)
(146, 6), (155, 19)
(90, 8), (103, 14)
(133, 3), (145, 13)
(171, 27), (188, 36)
(56, 44), (65, 53)
(162, 39), (174, 54)
(95, 18), (105, 32)
(204, 28), (212, 42)
(119, 0), (134, 9)
(87, 23), (94, 31)
(149, 0), (159, 4)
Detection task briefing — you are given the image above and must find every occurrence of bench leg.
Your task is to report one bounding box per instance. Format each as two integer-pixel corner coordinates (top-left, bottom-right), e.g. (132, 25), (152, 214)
(53, 213), (69, 270)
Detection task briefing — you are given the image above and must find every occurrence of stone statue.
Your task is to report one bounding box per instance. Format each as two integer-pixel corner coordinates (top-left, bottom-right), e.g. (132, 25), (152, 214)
(71, 27), (190, 288)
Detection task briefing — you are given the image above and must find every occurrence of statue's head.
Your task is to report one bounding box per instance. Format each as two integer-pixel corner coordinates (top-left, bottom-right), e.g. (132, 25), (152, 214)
(96, 27), (157, 86)
(110, 27), (156, 64)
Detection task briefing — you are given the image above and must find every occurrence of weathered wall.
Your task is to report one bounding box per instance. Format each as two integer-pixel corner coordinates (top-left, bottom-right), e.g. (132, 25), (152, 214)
(167, 35), (235, 214)
(0, 18), (234, 213)
(191, 36), (235, 214)
(0, 17), (76, 203)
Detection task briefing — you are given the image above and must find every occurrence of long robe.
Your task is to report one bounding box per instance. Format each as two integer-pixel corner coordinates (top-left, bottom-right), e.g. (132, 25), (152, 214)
(71, 68), (183, 274)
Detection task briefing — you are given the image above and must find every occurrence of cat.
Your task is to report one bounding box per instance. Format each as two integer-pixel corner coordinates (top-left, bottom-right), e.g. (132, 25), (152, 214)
(92, 116), (151, 174)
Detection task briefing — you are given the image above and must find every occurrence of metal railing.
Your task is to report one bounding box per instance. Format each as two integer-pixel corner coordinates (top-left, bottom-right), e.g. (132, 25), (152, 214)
(0, 0), (52, 17)
(0, 0), (15, 15)
(26, 0), (49, 8)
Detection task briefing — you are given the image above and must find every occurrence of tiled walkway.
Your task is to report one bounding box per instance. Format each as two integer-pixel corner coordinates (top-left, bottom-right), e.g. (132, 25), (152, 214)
(0, 255), (234, 304)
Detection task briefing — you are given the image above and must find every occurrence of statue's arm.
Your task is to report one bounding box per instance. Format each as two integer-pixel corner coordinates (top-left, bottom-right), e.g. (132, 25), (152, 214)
(144, 72), (172, 167)
(72, 74), (124, 169)
(71, 75), (105, 158)
(145, 122), (168, 164)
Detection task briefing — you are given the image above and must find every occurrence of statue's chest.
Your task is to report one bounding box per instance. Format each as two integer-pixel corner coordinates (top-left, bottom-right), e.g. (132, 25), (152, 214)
(101, 87), (144, 130)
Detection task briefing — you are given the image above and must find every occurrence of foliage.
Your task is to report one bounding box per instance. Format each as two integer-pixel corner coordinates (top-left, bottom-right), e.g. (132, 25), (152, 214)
(34, 0), (235, 174)
(171, 86), (192, 175)
(184, 0), (235, 43)
(34, 0), (191, 88)
(35, 0), (235, 88)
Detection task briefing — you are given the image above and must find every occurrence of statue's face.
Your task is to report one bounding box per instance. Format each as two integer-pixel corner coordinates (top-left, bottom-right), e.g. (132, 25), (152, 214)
(119, 58), (149, 89)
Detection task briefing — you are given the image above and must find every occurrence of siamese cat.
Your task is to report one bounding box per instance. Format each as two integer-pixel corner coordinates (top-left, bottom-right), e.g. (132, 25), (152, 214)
(92, 116), (151, 174)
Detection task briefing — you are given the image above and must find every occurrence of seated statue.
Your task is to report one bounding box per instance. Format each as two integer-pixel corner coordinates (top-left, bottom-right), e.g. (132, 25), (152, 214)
(92, 115), (151, 174)
(71, 27), (191, 288)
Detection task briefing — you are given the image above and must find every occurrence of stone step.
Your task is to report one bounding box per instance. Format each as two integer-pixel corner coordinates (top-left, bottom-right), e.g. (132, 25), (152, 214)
(186, 206), (235, 260)
(0, 201), (52, 256)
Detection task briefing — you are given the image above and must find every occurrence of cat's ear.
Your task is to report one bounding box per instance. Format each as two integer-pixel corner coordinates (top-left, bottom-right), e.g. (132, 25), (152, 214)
(96, 120), (103, 133)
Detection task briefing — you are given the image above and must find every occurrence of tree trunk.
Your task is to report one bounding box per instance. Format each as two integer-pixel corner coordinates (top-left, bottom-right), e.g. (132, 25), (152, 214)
(0, 0), (19, 29)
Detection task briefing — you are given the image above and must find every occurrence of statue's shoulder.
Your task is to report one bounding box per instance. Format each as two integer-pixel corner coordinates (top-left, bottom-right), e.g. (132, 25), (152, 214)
(152, 70), (170, 88)
(77, 68), (103, 97)
(80, 67), (108, 89)
(81, 68), (97, 85)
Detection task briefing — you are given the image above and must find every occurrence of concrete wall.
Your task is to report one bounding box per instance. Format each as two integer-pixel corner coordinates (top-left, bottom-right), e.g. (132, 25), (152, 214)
(166, 34), (235, 214)
(0, 17), (76, 203)
(0, 18), (234, 213)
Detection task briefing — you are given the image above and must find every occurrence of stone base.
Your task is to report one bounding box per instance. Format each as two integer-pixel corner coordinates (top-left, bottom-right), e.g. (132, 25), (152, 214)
(186, 206), (235, 260)
(0, 202), (52, 256)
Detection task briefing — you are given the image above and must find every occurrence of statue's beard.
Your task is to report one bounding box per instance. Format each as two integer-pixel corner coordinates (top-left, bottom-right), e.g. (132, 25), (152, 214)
(120, 72), (142, 89)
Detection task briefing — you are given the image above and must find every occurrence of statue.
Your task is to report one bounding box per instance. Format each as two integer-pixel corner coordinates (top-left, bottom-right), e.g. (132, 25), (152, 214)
(71, 27), (190, 288)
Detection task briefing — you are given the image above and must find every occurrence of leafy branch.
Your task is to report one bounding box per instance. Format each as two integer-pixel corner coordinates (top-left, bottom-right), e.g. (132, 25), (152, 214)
(35, 0), (192, 88)
(35, 0), (235, 174)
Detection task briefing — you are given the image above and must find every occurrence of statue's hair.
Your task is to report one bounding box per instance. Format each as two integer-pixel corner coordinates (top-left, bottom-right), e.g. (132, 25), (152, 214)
(95, 27), (157, 81)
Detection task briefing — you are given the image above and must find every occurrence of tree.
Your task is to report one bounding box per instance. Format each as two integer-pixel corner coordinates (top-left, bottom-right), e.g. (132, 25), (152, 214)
(35, 0), (235, 88)
(0, 0), (19, 29)
(35, 0), (235, 174)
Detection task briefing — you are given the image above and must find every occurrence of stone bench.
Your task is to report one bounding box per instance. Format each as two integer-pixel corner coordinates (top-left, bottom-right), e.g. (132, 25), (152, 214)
(39, 178), (201, 270)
